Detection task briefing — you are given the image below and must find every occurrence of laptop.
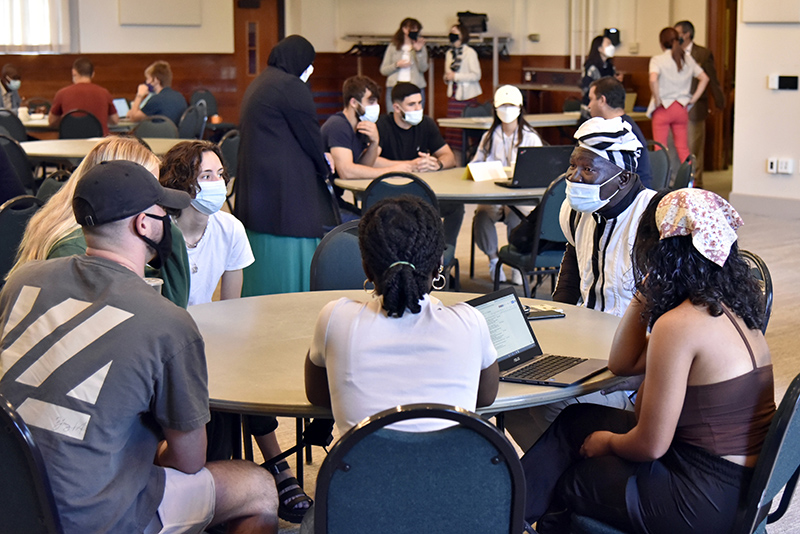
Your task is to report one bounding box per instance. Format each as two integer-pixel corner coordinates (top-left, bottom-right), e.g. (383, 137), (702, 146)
(495, 145), (574, 189)
(113, 98), (130, 117)
(467, 287), (608, 386)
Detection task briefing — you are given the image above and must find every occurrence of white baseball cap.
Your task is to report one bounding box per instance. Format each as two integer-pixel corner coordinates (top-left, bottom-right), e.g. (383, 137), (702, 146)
(494, 85), (523, 107)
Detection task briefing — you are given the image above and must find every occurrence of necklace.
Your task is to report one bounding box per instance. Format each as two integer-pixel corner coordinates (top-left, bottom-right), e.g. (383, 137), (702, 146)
(186, 224), (208, 249)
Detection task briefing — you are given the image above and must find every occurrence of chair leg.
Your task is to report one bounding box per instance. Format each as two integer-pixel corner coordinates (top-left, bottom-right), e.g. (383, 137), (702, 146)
(304, 417), (313, 465)
(469, 220), (476, 279)
(295, 418), (304, 486)
(521, 271), (532, 298)
(452, 259), (461, 292)
(242, 416), (254, 461)
(494, 259), (503, 291)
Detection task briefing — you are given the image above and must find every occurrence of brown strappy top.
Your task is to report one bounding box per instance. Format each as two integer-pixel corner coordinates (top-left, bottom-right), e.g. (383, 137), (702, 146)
(674, 307), (776, 456)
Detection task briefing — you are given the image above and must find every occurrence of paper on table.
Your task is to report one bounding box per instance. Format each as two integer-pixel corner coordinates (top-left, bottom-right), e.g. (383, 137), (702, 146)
(464, 160), (508, 182)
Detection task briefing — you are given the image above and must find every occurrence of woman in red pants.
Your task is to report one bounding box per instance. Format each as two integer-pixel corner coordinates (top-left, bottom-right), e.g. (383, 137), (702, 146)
(647, 27), (709, 163)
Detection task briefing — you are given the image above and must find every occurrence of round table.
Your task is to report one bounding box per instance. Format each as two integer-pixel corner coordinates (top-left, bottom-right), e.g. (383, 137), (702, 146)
(21, 137), (184, 166)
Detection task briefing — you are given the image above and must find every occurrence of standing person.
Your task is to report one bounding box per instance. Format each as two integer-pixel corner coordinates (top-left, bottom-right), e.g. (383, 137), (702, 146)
(647, 27), (709, 165)
(579, 35), (621, 117)
(0, 160), (280, 534)
(674, 20), (726, 188)
(0, 63), (22, 113)
(127, 60), (187, 126)
(48, 57), (119, 136)
(521, 189), (774, 534)
(235, 35), (338, 296)
(379, 18), (429, 110)
(471, 85), (542, 284)
(443, 22), (482, 153)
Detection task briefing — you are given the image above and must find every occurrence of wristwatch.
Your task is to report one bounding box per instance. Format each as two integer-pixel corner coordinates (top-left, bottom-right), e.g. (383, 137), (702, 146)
(436, 158), (443, 171)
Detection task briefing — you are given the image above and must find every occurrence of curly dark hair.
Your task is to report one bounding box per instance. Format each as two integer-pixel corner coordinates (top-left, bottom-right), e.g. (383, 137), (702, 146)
(160, 140), (229, 198)
(632, 191), (765, 331)
(358, 195), (444, 317)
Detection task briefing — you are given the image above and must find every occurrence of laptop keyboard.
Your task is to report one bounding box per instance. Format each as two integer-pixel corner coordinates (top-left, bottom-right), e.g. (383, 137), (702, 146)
(507, 355), (587, 381)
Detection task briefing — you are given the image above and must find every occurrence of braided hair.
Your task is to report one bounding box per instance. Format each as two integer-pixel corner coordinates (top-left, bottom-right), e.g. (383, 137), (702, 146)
(358, 195), (445, 317)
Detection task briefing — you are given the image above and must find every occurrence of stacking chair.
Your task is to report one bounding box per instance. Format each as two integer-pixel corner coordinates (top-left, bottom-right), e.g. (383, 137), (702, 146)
(305, 404), (526, 534)
(177, 105), (204, 139)
(0, 195), (44, 284)
(309, 220), (367, 291)
(218, 129), (240, 211)
(58, 109), (103, 139)
(571, 371), (800, 534)
(35, 170), (71, 204)
(132, 115), (179, 139)
(362, 172), (460, 291)
(671, 154), (695, 189)
(740, 250), (774, 334)
(0, 134), (37, 193)
(494, 175), (568, 298)
(191, 88), (236, 137)
(0, 109), (28, 141)
(461, 101), (494, 165)
(646, 140), (671, 190)
(0, 394), (63, 534)
(193, 100), (209, 139)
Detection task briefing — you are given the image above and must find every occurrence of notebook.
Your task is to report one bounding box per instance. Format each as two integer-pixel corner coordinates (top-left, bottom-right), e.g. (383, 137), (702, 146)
(113, 98), (130, 117)
(495, 145), (574, 189)
(624, 92), (637, 113)
(467, 287), (608, 386)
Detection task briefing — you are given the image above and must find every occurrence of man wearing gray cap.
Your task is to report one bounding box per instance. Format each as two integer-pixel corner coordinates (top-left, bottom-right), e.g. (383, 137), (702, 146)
(0, 160), (278, 533)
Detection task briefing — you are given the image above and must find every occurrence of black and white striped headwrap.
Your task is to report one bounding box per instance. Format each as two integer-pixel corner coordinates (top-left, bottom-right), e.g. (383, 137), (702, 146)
(574, 116), (642, 173)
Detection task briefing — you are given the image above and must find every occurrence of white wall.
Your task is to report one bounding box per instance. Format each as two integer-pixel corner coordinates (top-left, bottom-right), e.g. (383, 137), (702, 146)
(730, 13), (800, 216)
(76, 0), (233, 53)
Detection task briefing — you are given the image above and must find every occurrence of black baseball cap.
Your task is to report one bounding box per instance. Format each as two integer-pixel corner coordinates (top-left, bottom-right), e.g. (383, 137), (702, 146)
(73, 160), (191, 227)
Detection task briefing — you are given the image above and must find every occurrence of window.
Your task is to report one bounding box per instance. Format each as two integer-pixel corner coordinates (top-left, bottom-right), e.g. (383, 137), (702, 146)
(0, 0), (73, 53)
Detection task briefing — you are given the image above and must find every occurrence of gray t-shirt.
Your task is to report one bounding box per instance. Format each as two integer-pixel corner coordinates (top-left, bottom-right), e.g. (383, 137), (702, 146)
(0, 255), (209, 534)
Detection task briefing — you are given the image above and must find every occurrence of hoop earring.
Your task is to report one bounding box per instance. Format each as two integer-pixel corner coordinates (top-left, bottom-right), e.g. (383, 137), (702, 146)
(363, 278), (374, 294)
(432, 265), (446, 291)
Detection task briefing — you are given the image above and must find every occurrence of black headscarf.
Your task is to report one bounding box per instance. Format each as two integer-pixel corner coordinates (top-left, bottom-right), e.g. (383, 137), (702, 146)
(267, 35), (315, 77)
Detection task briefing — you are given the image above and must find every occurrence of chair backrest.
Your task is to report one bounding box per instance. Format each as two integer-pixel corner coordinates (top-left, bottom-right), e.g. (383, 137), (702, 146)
(312, 404), (525, 534)
(0, 394), (63, 534)
(36, 170), (71, 203)
(178, 105), (204, 139)
(562, 96), (582, 112)
(309, 220), (368, 291)
(646, 140), (671, 190)
(190, 88), (218, 117)
(361, 172), (439, 214)
(58, 109), (104, 139)
(671, 154), (695, 189)
(462, 101), (494, 162)
(194, 100), (209, 138)
(0, 134), (36, 192)
(534, 174), (569, 245)
(218, 129), (240, 178)
(0, 109), (28, 141)
(132, 115), (179, 139)
(739, 250), (774, 334)
(0, 195), (44, 282)
(733, 372), (800, 534)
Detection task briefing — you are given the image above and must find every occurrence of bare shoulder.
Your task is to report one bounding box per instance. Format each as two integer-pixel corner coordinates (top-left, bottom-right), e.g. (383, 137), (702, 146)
(650, 300), (709, 337)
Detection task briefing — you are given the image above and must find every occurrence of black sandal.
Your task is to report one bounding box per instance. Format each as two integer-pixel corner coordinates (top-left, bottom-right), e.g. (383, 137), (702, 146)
(265, 460), (313, 523)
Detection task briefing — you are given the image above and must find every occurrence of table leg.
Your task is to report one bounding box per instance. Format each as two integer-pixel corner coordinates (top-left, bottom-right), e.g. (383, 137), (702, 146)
(295, 418), (304, 486)
(242, 416), (254, 461)
(230, 413), (242, 460)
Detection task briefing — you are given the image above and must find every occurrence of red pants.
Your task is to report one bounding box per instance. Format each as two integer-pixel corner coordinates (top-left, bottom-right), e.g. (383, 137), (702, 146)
(652, 101), (690, 163)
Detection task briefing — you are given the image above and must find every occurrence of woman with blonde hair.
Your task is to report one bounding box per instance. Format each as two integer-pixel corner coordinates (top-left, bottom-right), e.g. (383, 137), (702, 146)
(9, 136), (190, 307)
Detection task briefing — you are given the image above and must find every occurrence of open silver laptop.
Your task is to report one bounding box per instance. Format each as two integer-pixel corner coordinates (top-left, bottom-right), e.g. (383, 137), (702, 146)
(467, 287), (607, 387)
(113, 98), (130, 117)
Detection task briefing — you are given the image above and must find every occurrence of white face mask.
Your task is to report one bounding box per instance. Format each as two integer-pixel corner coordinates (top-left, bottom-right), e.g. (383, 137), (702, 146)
(359, 103), (380, 123)
(191, 179), (228, 216)
(299, 65), (314, 83)
(496, 106), (521, 124)
(403, 109), (423, 126)
(603, 45), (616, 58)
(565, 171), (621, 213)
(6, 79), (21, 91)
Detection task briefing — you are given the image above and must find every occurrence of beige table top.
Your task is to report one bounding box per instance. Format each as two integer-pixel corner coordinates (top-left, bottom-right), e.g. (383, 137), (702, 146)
(334, 167), (545, 204)
(22, 117), (136, 133)
(21, 138), (183, 165)
(189, 290), (624, 418)
(437, 111), (649, 131)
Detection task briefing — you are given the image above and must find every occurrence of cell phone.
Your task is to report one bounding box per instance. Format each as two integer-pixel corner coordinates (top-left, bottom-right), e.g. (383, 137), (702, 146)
(525, 304), (566, 320)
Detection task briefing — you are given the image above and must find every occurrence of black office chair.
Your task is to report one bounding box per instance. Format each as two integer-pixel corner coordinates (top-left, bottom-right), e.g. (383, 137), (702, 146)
(671, 154), (695, 189)
(132, 115), (179, 139)
(0, 134), (37, 193)
(0, 109), (28, 141)
(0, 394), (63, 534)
(58, 109), (103, 139)
(646, 140), (671, 190)
(740, 250), (774, 334)
(309, 220), (368, 291)
(362, 172), (460, 291)
(303, 404), (526, 534)
(218, 129), (240, 211)
(0, 195), (44, 284)
(178, 105), (204, 139)
(461, 101), (494, 165)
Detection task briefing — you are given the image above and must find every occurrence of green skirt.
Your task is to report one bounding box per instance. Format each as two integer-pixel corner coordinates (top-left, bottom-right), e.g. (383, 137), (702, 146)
(242, 230), (320, 296)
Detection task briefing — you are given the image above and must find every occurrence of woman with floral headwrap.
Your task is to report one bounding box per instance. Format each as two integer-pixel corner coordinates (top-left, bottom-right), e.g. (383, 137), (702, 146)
(521, 188), (775, 534)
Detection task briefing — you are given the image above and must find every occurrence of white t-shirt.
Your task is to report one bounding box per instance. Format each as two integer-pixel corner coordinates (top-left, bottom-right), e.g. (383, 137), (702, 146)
(471, 125), (543, 167)
(309, 294), (497, 435)
(647, 50), (703, 115)
(398, 44), (412, 82)
(186, 211), (254, 306)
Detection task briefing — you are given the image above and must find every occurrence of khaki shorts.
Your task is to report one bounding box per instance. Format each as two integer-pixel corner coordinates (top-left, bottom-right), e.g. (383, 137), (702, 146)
(143, 467), (215, 534)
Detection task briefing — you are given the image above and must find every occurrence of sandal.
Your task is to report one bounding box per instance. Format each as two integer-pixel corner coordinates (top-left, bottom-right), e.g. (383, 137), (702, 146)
(265, 460), (313, 523)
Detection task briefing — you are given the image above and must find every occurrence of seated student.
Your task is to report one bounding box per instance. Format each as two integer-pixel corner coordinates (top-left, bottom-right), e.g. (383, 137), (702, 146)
(48, 57), (119, 136)
(305, 195), (499, 436)
(159, 140), (312, 523)
(7, 137), (191, 308)
(375, 83), (462, 247)
(521, 188), (774, 534)
(1, 63), (21, 113)
(128, 60), (187, 126)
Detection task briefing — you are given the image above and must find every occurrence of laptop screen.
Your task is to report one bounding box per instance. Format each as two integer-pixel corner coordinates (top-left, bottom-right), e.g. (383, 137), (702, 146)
(113, 98), (130, 117)
(468, 288), (541, 369)
(512, 145), (574, 187)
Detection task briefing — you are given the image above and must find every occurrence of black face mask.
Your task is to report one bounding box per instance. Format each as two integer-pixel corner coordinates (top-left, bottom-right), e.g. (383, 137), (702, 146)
(408, 31), (419, 41)
(139, 213), (173, 270)
(449, 33), (460, 44)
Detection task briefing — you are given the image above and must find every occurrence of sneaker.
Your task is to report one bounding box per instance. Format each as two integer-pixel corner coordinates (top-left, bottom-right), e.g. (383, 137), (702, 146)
(489, 258), (506, 283)
(511, 269), (524, 286)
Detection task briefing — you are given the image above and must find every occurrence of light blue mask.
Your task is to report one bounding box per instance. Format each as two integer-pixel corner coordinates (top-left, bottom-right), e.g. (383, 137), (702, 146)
(191, 180), (227, 216)
(6, 79), (21, 91)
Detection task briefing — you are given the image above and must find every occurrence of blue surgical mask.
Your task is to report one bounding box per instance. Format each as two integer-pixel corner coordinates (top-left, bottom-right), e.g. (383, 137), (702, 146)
(565, 172), (621, 213)
(6, 79), (21, 91)
(359, 103), (380, 123)
(403, 109), (423, 126)
(191, 180), (227, 216)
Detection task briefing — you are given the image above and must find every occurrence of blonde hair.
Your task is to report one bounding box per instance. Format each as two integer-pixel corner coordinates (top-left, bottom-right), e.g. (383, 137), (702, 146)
(8, 137), (160, 278)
